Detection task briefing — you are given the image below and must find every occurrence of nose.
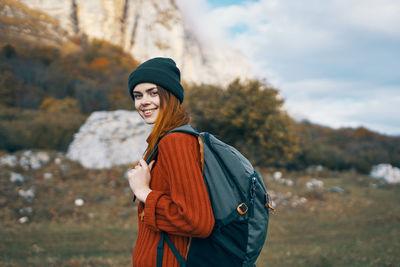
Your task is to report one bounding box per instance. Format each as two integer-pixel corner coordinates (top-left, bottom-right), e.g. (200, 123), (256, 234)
(139, 94), (151, 105)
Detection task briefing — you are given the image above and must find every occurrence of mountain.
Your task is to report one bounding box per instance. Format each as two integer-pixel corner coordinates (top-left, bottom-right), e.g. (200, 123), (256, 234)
(0, 0), (253, 84)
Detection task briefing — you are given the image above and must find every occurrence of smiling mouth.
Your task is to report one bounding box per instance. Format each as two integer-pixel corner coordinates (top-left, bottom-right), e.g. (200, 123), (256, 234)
(142, 108), (156, 116)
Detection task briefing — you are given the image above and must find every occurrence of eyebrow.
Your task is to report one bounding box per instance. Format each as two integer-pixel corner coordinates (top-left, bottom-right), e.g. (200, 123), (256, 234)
(133, 87), (157, 94)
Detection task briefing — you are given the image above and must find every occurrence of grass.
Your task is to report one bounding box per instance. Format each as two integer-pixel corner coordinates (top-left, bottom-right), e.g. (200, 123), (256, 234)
(1, 156), (399, 266)
(0, 222), (136, 266)
(257, 172), (400, 267)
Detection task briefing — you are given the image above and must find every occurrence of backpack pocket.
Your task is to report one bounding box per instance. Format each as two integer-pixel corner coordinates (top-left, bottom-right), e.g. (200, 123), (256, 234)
(187, 219), (249, 267)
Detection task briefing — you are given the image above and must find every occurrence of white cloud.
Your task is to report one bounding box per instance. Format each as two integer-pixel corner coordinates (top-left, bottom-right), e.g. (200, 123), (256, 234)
(175, 0), (400, 135)
(282, 79), (400, 135)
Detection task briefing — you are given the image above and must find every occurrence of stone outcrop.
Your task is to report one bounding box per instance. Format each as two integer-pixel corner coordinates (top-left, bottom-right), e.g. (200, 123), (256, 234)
(66, 110), (152, 169)
(370, 163), (400, 184)
(0, 0), (69, 46)
(2, 0), (253, 85)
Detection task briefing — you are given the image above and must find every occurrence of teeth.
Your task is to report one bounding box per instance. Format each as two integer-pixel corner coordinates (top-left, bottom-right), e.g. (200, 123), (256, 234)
(143, 110), (152, 115)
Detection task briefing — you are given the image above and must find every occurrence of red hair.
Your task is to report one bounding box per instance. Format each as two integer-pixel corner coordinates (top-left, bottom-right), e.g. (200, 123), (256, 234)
(143, 86), (190, 161)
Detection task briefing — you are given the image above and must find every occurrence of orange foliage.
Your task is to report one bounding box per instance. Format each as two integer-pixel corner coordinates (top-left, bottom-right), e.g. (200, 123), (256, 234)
(39, 97), (80, 113)
(353, 127), (374, 139)
(91, 57), (111, 68)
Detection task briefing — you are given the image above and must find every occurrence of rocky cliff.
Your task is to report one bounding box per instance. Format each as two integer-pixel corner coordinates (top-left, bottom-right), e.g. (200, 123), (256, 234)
(1, 0), (253, 84)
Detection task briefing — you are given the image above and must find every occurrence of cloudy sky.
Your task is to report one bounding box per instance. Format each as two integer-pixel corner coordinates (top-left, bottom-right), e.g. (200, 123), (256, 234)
(176, 0), (400, 136)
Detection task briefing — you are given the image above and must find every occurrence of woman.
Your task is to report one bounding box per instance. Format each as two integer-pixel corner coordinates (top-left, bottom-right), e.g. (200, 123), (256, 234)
(127, 57), (215, 267)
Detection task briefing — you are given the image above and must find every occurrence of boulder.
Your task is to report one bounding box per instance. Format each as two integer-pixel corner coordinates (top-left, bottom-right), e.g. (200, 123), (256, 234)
(67, 110), (152, 169)
(370, 164), (400, 184)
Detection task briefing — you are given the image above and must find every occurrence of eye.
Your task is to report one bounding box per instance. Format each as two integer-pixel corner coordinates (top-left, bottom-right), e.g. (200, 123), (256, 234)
(150, 90), (158, 96)
(133, 94), (142, 99)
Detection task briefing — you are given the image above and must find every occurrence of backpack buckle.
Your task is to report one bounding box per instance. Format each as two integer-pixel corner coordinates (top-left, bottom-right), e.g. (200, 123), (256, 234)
(237, 203), (248, 215)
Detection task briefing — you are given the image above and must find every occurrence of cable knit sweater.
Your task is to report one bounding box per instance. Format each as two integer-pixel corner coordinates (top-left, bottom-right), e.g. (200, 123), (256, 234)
(132, 132), (215, 267)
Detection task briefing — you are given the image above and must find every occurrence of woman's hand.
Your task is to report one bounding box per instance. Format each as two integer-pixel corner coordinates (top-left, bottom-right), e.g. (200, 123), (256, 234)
(127, 159), (155, 203)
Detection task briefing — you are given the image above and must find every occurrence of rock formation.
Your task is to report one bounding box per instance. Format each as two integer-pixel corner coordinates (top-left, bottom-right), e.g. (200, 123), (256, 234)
(66, 110), (152, 169)
(0, 0), (69, 46)
(370, 164), (400, 184)
(2, 0), (253, 85)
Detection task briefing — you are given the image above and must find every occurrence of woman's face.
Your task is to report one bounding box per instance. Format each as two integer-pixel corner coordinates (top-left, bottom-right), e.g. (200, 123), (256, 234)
(132, 82), (160, 124)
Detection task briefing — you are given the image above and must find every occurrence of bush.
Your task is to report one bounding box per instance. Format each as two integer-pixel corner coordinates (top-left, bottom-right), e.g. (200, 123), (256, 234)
(289, 122), (400, 173)
(0, 107), (86, 152)
(39, 97), (80, 113)
(2, 44), (17, 58)
(185, 79), (298, 167)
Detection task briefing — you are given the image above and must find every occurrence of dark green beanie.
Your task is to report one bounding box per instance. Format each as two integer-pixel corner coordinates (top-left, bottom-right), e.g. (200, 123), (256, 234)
(128, 57), (184, 103)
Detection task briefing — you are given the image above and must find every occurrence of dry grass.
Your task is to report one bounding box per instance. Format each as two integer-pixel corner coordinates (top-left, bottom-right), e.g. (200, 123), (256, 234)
(1, 158), (399, 266)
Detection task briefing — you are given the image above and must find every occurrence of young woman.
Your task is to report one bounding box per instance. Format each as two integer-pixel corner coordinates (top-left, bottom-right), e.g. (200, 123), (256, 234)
(127, 57), (215, 267)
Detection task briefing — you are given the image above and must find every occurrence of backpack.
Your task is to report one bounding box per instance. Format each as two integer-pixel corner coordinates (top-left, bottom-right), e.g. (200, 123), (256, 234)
(147, 125), (273, 267)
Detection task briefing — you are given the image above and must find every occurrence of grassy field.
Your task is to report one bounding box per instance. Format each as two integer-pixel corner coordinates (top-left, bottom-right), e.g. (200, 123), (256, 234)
(1, 153), (399, 266)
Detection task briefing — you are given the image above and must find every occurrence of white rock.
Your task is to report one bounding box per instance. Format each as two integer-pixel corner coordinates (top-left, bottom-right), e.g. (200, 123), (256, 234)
(43, 172), (53, 180)
(285, 179), (294, 186)
(21, 151), (41, 169)
(306, 179), (324, 189)
(18, 150), (50, 170)
(74, 198), (84, 206)
(19, 216), (29, 224)
(54, 158), (62, 165)
(370, 164), (400, 184)
(10, 172), (24, 183)
(67, 110), (152, 169)
(273, 171), (282, 180)
(299, 197), (307, 204)
(0, 154), (18, 167)
(307, 165), (324, 172)
(18, 188), (35, 199)
(37, 152), (50, 164)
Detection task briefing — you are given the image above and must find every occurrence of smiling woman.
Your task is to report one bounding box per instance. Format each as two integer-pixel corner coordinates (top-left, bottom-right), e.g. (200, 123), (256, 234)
(132, 83), (160, 124)
(126, 57), (215, 267)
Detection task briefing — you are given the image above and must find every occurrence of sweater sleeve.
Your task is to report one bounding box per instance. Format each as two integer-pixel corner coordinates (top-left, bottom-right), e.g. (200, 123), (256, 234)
(143, 132), (215, 238)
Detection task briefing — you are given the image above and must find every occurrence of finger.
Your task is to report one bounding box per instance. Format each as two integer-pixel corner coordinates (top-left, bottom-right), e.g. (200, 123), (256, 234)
(139, 159), (148, 168)
(148, 160), (155, 170)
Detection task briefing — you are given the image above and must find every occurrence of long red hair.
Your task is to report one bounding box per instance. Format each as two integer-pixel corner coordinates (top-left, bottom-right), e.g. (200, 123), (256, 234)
(143, 86), (190, 161)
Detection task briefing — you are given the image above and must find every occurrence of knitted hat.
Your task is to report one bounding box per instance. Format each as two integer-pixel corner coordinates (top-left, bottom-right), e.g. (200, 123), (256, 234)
(128, 57), (184, 103)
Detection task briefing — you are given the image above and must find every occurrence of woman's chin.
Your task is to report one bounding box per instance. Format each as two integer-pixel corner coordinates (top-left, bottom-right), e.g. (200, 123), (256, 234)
(143, 117), (157, 124)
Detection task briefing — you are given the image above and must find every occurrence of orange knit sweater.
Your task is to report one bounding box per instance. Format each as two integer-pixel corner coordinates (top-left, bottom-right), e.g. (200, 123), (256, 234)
(132, 132), (215, 267)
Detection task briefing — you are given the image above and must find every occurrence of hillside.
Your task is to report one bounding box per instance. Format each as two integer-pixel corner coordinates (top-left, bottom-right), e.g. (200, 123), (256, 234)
(1, 39), (400, 173)
(1, 149), (399, 266)
(0, 0), (253, 85)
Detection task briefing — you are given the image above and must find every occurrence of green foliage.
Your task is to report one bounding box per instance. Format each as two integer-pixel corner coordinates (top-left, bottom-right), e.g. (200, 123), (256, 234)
(0, 70), (22, 107)
(185, 79), (298, 167)
(1, 44), (17, 58)
(0, 107), (86, 151)
(0, 39), (139, 113)
(0, 40), (398, 172)
(289, 121), (400, 173)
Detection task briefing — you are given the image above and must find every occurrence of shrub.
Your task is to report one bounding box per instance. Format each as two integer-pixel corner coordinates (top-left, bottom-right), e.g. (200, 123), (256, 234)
(39, 97), (80, 113)
(0, 107), (86, 152)
(185, 79), (298, 167)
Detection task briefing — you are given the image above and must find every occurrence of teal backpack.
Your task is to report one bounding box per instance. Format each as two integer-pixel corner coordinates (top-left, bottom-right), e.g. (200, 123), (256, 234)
(147, 125), (273, 267)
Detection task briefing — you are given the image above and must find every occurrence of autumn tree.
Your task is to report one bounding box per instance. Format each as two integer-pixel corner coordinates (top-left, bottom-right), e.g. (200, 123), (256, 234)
(185, 79), (298, 167)
(39, 97), (80, 113)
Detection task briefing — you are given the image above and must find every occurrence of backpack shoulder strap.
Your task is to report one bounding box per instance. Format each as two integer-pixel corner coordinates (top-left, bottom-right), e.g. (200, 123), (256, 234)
(167, 124), (199, 136)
